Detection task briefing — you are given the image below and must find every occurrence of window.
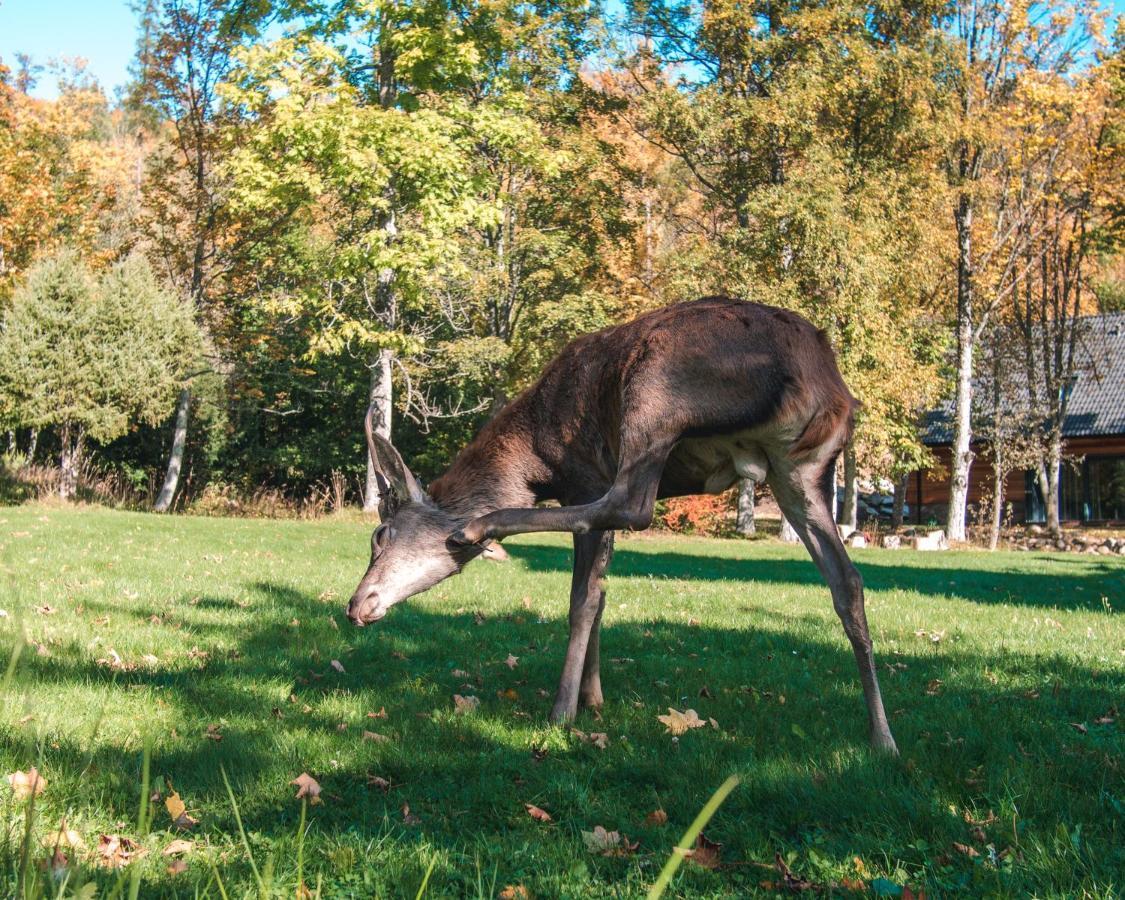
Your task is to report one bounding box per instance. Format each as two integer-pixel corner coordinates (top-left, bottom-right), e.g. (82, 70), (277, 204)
(1027, 455), (1125, 523)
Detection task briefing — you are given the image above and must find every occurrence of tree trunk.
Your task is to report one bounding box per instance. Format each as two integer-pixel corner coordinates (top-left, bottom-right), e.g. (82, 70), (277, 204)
(154, 387), (190, 512)
(891, 473), (908, 530)
(988, 454), (1004, 551)
(59, 421), (83, 501)
(778, 514), (800, 543)
(5, 430), (14, 455)
(948, 193), (975, 542)
(1044, 432), (1062, 534)
(363, 348), (394, 512)
(840, 444), (858, 529)
(26, 428), (37, 463)
(735, 477), (756, 536)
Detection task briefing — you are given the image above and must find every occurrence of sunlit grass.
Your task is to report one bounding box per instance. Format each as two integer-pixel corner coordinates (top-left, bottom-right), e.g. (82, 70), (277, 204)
(0, 502), (1122, 897)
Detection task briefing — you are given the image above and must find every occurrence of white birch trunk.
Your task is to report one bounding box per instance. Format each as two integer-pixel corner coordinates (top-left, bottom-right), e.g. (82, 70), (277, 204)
(778, 514), (800, 543)
(59, 422), (83, 501)
(154, 387), (190, 512)
(841, 445), (858, 529)
(363, 348), (394, 512)
(735, 477), (756, 536)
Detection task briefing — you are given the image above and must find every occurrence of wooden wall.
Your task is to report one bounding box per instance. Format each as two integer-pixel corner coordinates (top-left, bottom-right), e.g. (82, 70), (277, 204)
(912, 435), (1125, 526)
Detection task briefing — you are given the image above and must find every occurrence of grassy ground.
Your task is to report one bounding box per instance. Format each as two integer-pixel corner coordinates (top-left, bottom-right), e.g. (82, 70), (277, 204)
(0, 504), (1121, 898)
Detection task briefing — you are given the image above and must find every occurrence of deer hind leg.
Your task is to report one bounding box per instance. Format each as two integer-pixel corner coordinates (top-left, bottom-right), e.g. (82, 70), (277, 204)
(551, 530), (615, 724)
(768, 456), (898, 754)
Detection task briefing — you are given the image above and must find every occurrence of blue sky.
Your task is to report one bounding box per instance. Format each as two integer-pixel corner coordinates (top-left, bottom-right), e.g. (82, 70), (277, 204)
(2, 0), (1124, 100)
(0, 0), (137, 99)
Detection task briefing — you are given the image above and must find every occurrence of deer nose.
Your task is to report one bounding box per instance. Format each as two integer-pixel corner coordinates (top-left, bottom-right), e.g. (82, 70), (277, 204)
(346, 592), (371, 626)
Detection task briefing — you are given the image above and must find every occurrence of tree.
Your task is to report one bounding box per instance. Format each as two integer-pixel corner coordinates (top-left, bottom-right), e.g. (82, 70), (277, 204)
(0, 252), (203, 499)
(128, 0), (273, 511)
(939, 0), (1106, 541)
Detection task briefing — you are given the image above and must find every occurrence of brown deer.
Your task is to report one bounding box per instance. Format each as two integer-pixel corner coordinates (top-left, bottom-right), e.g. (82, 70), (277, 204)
(347, 297), (898, 753)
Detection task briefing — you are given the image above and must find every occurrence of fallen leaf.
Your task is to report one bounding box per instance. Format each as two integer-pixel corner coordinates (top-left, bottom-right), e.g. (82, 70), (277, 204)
(451, 668), (471, 679)
(521, 597), (532, 610)
(204, 723), (223, 742)
(401, 802), (421, 825)
(698, 684), (714, 699)
(1069, 722), (1088, 735)
(498, 688), (519, 701)
(504, 654), (519, 669)
(657, 708), (707, 735)
(97, 834), (146, 868)
(687, 833), (723, 869)
(42, 824), (83, 850)
(167, 858), (188, 875)
(453, 694), (480, 714)
(525, 803), (553, 822)
(473, 611), (486, 625)
(499, 886), (529, 900)
(367, 707), (388, 719)
(582, 825), (638, 856)
(162, 839), (193, 856)
(330, 659), (345, 674)
(367, 775), (391, 792)
(290, 773), (322, 804)
(36, 605), (56, 615)
(925, 679), (943, 696)
(362, 731), (390, 743)
(165, 791), (199, 830)
(952, 842), (980, 858)
(645, 809), (668, 826)
(7, 767), (46, 800)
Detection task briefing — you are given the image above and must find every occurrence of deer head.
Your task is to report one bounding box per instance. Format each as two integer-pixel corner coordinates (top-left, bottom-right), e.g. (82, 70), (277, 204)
(345, 406), (479, 626)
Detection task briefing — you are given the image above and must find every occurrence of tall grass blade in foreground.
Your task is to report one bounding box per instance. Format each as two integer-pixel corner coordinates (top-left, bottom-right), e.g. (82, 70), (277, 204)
(220, 765), (266, 897)
(646, 775), (740, 900)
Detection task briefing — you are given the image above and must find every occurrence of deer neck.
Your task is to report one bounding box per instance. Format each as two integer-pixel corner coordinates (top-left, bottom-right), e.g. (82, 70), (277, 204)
(426, 408), (545, 523)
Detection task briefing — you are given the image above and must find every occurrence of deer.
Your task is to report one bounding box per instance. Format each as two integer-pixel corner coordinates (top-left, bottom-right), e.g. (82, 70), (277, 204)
(346, 297), (898, 754)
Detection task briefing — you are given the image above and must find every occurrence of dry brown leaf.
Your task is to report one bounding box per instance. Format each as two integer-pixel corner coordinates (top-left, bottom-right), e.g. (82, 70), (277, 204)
(499, 886), (529, 900)
(645, 809), (668, 827)
(204, 723), (223, 742)
(504, 654), (519, 670)
(952, 841), (980, 858)
(451, 668), (471, 679)
(97, 834), (146, 868)
(167, 858), (188, 875)
(453, 694), (480, 714)
(656, 708), (707, 735)
(925, 679), (943, 696)
(687, 833), (723, 870)
(1069, 722), (1088, 735)
(588, 732), (609, 750)
(498, 688), (519, 701)
(7, 767), (46, 800)
(367, 775), (391, 792)
(162, 839), (194, 856)
(290, 773), (322, 804)
(165, 791), (199, 830)
(330, 659), (346, 673)
(362, 731), (390, 743)
(524, 803), (553, 822)
(402, 802), (421, 825)
(367, 707), (388, 719)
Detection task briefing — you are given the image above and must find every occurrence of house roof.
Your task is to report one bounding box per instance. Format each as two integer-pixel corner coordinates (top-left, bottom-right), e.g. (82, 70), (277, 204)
(922, 312), (1125, 446)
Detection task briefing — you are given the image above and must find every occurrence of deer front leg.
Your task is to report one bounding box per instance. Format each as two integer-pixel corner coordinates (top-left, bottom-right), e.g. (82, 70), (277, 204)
(550, 530), (614, 724)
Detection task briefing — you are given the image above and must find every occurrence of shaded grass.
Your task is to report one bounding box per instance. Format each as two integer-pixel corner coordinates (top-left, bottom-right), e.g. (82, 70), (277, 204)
(0, 503), (1122, 897)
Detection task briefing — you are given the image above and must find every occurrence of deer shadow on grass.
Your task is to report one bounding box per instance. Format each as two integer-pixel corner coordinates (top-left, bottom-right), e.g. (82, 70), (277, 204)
(3, 577), (1122, 895)
(507, 540), (1125, 612)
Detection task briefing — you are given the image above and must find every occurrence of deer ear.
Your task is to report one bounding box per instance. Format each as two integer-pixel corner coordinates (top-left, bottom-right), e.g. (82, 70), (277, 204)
(365, 404), (427, 506)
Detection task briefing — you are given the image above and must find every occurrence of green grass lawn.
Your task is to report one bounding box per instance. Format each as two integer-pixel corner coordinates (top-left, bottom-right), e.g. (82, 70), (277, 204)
(0, 503), (1122, 898)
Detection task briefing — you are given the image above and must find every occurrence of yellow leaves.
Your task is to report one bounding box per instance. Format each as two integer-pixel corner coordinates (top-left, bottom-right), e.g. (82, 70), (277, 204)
(656, 708), (717, 735)
(165, 790), (199, 830)
(7, 767), (46, 800)
(97, 834), (146, 868)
